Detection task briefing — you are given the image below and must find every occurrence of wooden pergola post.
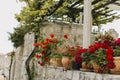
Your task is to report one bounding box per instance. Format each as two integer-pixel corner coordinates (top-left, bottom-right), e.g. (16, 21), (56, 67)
(83, 0), (92, 48)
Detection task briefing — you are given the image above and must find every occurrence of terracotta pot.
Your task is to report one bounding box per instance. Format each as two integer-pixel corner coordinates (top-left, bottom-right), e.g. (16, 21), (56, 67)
(110, 57), (120, 74)
(91, 61), (100, 73)
(61, 56), (70, 70)
(82, 61), (88, 69)
(50, 58), (62, 67)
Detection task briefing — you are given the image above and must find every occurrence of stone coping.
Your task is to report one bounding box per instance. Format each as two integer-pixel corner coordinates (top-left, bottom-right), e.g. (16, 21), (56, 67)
(39, 66), (120, 80)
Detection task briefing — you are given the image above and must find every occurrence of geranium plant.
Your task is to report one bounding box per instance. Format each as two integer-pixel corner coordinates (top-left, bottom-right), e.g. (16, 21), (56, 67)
(95, 33), (115, 46)
(82, 33), (116, 73)
(82, 42), (115, 73)
(113, 38), (120, 57)
(34, 33), (68, 66)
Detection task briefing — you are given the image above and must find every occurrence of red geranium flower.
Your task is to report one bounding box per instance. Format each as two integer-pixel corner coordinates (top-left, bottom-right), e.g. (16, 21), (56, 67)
(64, 34), (68, 39)
(106, 61), (115, 69)
(74, 55), (82, 64)
(41, 50), (46, 54)
(42, 41), (48, 45)
(104, 40), (110, 46)
(50, 34), (54, 38)
(77, 48), (87, 54)
(45, 38), (49, 41)
(88, 45), (96, 53)
(34, 42), (40, 47)
(35, 54), (41, 59)
(106, 47), (114, 55)
(38, 61), (44, 66)
(106, 55), (114, 61)
(44, 57), (49, 61)
(115, 38), (120, 45)
(94, 42), (101, 50)
(42, 45), (47, 49)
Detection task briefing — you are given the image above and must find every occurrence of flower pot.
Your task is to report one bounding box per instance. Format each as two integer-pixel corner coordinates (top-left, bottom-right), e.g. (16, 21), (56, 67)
(50, 58), (62, 67)
(110, 57), (120, 74)
(61, 56), (70, 70)
(72, 61), (81, 70)
(82, 61), (88, 69)
(91, 61), (109, 73)
(91, 61), (100, 73)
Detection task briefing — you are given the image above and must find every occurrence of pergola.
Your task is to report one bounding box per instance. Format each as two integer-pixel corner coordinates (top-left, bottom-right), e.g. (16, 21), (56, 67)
(108, 0), (120, 10)
(83, 0), (120, 48)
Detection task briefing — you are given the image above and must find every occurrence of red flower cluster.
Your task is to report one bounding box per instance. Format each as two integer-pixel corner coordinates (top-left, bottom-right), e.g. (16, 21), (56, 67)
(34, 42), (40, 47)
(114, 38), (120, 45)
(64, 34), (69, 39)
(86, 41), (115, 69)
(68, 46), (87, 64)
(106, 61), (115, 69)
(106, 47), (115, 69)
(34, 33), (68, 66)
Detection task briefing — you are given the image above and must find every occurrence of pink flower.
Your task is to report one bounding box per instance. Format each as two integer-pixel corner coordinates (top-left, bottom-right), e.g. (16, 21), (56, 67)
(115, 38), (120, 45)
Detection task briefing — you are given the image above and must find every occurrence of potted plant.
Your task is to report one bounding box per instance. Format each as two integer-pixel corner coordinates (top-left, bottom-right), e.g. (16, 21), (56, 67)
(111, 38), (120, 74)
(34, 33), (69, 66)
(71, 46), (86, 70)
(49, 52), (62, 67)
(61, 46), (86, 70)
(82, 33), (116, 73)
(61, 46), (71, 70)
(113, 38), (120, 56)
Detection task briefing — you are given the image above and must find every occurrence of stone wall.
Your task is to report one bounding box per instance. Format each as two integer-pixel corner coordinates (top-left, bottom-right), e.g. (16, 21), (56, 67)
(10, 21), (83, 80)
(9, 21), (120, 80)
(0, 54), (10, 80)
(34, 66), (120, 80)
(10, 33), (35, 80)
(40, 21), (83, 46)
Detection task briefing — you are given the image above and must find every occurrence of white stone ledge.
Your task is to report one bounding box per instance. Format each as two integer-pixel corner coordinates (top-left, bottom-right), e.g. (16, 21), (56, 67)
(37, 66), (120, 80)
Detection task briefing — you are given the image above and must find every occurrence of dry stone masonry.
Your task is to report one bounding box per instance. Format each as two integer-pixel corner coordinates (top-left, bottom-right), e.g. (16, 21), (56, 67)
(9, 22), (119, 80)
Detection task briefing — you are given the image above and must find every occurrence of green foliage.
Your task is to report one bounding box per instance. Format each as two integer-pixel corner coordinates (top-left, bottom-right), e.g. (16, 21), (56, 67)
(113, 46), (120, 56)
(8, 26), (26, 48)
(91, 48), (107, 67)
(82, 52), (92, 64)
(9, 0), (120, 48)
(50, 52), (62, 58)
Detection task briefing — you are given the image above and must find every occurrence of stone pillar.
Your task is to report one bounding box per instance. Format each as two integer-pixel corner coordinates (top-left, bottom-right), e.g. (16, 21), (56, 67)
(79, 12), (83, 24)
(83, 0), (92, 48)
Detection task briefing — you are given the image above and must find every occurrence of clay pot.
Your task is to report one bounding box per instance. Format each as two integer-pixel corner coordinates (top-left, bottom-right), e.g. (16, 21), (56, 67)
(50, 58), (62, 67)
(82, 61), (88, 69)
(92, 62), (100, 73)
(110, 57), (120, 74)
(61, 56), (70, 70)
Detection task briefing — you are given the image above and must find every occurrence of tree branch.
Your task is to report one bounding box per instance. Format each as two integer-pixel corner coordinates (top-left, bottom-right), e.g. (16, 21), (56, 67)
(46, 0), (65, 16)
(25, 33), (38, 80)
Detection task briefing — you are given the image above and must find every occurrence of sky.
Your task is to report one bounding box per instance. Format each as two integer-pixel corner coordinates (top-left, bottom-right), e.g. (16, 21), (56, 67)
(0, 0), (120, 54)
(0, 0), (25, 54)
